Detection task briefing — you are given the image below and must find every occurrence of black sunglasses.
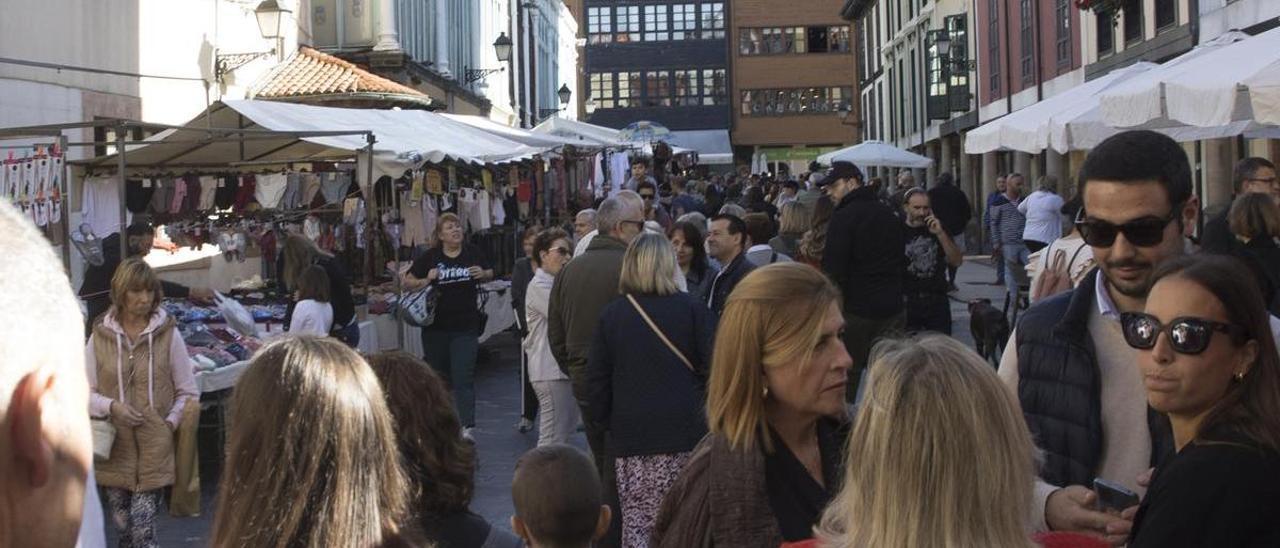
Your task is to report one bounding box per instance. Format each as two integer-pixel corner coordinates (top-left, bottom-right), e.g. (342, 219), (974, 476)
(1075, 207), (1180, 248)
(1120, 312), (1248, 355)
(639, 193), (656, 200)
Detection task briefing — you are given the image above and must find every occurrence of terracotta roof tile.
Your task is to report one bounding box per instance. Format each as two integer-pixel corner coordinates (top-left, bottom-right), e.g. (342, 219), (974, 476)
(254, 47), (428, 100)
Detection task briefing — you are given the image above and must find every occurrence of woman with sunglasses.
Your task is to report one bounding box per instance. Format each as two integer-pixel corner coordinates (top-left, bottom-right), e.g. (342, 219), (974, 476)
(1120, 255), (1280, 547)
(523, 228), (579, 447)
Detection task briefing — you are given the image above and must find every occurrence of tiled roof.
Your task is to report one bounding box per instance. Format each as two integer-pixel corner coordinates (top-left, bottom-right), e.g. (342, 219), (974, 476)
(254, 47), (429, 101)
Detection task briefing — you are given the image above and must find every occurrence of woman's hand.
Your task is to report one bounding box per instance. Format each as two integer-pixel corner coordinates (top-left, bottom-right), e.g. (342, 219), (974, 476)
(110, 400), (146, 427)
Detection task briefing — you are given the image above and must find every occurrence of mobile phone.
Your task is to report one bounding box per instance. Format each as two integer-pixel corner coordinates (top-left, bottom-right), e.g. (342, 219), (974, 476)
(1092, 478), (1139, 512)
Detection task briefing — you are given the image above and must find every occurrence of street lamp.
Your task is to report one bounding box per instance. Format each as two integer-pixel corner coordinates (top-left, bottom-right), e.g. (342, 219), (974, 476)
(215, 0), (287, 82)
(254, 0), (290, 40)
(493, 33), (513, 63)
(539, 84), (572, 119)
(466, 33), (514, 83)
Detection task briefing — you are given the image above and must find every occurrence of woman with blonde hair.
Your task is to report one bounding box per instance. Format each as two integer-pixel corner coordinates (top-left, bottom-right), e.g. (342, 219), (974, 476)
(211, 337), (412, 547)
(796, 195), (834, 267)
(651, 263), (852, 547)
(817, 335), (1044, 548)
(586, 231), (715, 547)
(86, 258), (198, 548)
(770, 201), (811, 258)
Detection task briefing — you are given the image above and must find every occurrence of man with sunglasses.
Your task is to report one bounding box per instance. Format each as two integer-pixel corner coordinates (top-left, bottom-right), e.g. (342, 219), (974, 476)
(998, 130), (1201, 545)
(1200, 157), (1278, 255)
(637, 181), (672, 231)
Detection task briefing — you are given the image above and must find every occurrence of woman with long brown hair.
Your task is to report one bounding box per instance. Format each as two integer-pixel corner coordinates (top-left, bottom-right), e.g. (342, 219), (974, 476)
(367, 351), (521, 548)
(211, 337), (410, 547)
(796, 195), (834, 267)
(279, 234), (358, 345)
(1122, 255), (1280, 546)
(651, 263), (851, 547)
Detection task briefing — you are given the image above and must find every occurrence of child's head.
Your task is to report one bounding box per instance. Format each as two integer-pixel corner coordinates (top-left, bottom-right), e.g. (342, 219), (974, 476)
(511, 445), (610, 548)
(295, 264), (331, 302)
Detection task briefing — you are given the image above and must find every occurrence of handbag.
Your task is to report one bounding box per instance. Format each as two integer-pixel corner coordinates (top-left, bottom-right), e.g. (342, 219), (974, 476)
(399, 285), (440, 328)
(627, 294), (696, 373)
(91, 419), (116, 461)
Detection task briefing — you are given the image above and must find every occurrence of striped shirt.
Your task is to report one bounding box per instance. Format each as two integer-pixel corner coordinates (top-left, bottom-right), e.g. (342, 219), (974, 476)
(991, 198), (1026, 246)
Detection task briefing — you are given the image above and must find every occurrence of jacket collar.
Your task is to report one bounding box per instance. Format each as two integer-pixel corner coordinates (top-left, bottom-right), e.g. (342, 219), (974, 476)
(100, 308), (173, 338)
(836, 185), (878, 209)
(533, 267), (555, 284)
(1054, 267), (1102, 344)
(707, 435), (782, 545)
(587, 234), (628, 252)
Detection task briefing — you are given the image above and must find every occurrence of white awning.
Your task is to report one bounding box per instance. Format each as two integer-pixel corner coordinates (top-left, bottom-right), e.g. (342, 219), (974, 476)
(440, 113), (588, 148)
(531, 117), (629, 147)
(817, 140), (932, 168)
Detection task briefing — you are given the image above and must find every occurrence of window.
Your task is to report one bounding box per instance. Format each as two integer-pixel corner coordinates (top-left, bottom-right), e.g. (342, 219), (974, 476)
(619, 71), (641, 107)
(587, 7), (612, 44)
(739, 86), (854, 116)
(856, 22), (866, 79)
(829, 25), (851, 53)
(700, 3), (724, 39)
(644, 5), (669, 41)
(1020, 0), (1034, 84)
(1155, 0), (1177, 31)
(988, 0), (1000, 96)
(1097, 9), (1114, 55)
(616, 6), (640, 42)
(926, 29), (947, 120)
(910, 51), (918, 133)
(701, 68), (727, 105)
(672, 4), (697, 40)
(645, 71), (671, 106)
(589, 72), (616, 108)
(739, 25), (850, 56)
(1055, 0), (1071, 67)
(1122, 0), (1142, 44)
(674, 70), (698, 105)
(946, 15), (971, 112)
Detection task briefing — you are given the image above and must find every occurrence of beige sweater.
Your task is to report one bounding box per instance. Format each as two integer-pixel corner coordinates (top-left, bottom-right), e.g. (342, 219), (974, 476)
(998, 303), (1150, 531)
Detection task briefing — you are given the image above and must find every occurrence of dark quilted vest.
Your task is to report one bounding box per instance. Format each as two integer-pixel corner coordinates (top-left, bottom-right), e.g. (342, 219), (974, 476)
(1015, 270), (1173, 488)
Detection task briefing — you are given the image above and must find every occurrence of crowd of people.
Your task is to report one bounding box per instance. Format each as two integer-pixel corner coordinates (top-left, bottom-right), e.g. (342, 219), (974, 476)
(4, 129), (1280, 548)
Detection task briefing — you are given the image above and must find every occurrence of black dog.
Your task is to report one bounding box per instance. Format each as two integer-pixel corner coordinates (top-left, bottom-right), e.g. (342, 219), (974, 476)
(969, 298), (1010, 366)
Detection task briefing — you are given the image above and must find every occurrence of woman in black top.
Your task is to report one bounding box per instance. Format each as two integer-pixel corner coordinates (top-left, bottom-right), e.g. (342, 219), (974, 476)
(585, 232), (715, 546)
(404, 213), (493, 434)
(1121, 255), (1280, 547)
(668, 221), (718, 305)
(279, 234), (358, 346)
(1227, 193), (1280, 315)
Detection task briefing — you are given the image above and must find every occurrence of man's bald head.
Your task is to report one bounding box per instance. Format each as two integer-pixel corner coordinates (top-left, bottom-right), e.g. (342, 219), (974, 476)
(0, 200), (92, 546)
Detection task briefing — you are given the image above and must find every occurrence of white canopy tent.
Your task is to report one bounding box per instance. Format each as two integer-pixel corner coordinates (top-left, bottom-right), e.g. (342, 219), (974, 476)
(531, 116), (629, 147)
(1100, 26), (1280, 129)
(817, 140), (932, 168)
(965, 31), (1279, 154)
(440, 113), (586, 149)
(78, 100), (555, 184)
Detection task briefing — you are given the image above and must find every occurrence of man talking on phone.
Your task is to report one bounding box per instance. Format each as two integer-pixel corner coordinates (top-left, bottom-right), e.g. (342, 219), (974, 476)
(900, 188), (961, 334)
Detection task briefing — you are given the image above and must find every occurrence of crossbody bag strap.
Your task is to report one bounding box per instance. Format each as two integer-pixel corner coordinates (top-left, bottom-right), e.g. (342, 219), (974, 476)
(626, 294), (695, 373)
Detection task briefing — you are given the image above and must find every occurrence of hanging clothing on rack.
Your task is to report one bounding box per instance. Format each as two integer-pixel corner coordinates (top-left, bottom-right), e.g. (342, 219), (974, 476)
(233, 174), (257, 212)
(255, 173), (288, 209)
(150, 178), (172, 214)
(125, 180), (154, 214)
(399, 191), (429, 248)
(215, 176), (238, 210)
(182, 175), (202, 212)
(82, 177), (124, 237)
(300, 173), (322, 206)
(197, 176), (218, 210)
(281, 173), (301, 210)
(320, 172), (350, 205)
(610, 151), (630, 196)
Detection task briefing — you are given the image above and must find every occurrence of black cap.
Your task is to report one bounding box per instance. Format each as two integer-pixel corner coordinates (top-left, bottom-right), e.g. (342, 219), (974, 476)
(816, 161), (863, 188)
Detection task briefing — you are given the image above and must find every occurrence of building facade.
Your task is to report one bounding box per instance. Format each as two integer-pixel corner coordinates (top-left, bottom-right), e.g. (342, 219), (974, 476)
(575, 1), (732, 145)
(733, 0), (859, 175)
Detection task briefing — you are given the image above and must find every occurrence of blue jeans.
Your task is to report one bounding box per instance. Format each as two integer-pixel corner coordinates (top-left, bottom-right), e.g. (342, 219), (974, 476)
(422, 329), (480, 427)
(1002, 242), (1031, 300)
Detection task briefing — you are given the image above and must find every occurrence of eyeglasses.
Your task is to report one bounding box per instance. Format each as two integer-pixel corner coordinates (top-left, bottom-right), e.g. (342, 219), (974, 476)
(1074, 208), (1179, 248)
(551, 246), (572, 257)
(1120, 312), (1248, 355)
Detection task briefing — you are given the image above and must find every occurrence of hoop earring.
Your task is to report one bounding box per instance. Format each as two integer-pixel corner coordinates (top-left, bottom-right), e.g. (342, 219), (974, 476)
(762, 386), (769, 399)
(1234, 371), (1246, 381)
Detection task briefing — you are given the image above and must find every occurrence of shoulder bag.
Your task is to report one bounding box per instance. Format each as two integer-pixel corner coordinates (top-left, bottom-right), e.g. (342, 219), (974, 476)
(627, 294), (695, 373)
(399, 284), (440, 328)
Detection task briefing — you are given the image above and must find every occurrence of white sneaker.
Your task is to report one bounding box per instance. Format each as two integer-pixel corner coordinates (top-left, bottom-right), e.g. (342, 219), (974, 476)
(462, 427), (475, 442)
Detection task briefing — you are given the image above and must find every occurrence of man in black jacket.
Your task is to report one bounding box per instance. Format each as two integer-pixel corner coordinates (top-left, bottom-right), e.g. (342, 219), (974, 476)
(818, 161), (904, 401)
(998, 130), (1207, 543)
(705, 213), (756, 316)
(927, 171), (973, 288)
(1200, 157), (1277, 254)
(78, 222), (211, 336)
